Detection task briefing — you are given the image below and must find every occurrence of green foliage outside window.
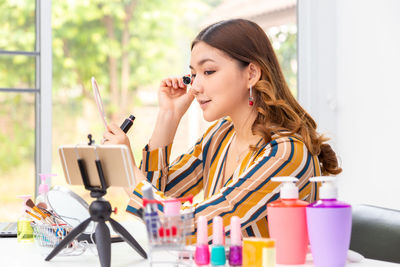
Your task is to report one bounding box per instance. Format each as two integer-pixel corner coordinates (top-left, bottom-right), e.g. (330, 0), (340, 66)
(0, 0), (296, 174)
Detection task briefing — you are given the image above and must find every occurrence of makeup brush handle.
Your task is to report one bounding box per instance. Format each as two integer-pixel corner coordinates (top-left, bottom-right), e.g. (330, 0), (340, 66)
(33, 206), (47, 218)
(25, 210), (41, 221)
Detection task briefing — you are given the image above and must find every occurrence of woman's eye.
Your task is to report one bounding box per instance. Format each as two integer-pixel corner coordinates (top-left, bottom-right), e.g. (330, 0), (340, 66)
(191, 74), (196, 79)
(204, 71), (215, 75)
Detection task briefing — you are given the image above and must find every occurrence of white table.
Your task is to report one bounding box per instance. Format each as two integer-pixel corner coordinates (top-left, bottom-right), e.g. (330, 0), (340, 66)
(1, 221), (399, 267)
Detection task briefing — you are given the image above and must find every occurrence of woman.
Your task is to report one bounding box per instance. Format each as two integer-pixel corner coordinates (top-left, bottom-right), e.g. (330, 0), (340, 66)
(103, 19), (342, 241)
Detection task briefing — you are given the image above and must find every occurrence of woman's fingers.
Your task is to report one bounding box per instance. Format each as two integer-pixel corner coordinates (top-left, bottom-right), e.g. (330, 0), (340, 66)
(103, 123), (130, 146)
(107, 123), (124, 135)
(103, 131), (114, 140)
(173, 76), (186, 88)
(171, 77), (179, 89)
(161, 76), (186, 90)
(160, 78), (172, 87)
(102, 131), (116, 144)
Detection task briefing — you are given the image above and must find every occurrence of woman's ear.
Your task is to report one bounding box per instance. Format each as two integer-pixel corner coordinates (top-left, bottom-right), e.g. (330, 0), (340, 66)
(248, 63), (262, 87)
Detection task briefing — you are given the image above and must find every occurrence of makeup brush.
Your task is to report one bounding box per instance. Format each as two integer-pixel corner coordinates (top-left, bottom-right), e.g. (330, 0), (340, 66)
(26, 199), (47, 218)
(26, 199), (64, 225)
(38, 206), (53, 217)
(25, 199), (54, 225)
(25, 210), (41, 221)
(39, 208), (64, 225)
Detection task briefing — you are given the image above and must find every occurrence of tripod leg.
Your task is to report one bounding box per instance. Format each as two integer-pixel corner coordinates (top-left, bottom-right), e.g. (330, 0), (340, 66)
(46, 218), (92, 261)
(95, 221), (111, 267)
(109, 218), (148, 259)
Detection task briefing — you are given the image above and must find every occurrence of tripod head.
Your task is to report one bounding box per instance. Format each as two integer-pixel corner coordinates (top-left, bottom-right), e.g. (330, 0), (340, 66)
(88, 134), (95, 145)
(79, 133), (108, 199)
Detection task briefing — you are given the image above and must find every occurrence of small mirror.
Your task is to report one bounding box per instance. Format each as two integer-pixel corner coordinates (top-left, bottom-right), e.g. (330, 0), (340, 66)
(47, 186), (94, 232)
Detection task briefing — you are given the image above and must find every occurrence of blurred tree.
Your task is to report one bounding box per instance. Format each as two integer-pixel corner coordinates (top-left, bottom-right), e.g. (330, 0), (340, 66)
(268, 25), (297, 97)
(0, 0), (298, 173)
(0, 0), (215, 170)
(0, 0), (35, 88)
(52, 0), (212, 120)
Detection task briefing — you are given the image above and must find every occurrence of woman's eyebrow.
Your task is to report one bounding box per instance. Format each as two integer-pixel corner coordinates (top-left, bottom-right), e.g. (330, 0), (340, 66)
(189, 58), (216, 69)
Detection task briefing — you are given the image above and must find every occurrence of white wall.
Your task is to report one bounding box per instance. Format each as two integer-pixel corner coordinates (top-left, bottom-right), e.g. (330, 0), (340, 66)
(298, 0), (400, 209)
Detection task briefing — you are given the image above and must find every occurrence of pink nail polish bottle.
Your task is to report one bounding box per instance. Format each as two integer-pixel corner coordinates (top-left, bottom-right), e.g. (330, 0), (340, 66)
(195, 216), (210, 265)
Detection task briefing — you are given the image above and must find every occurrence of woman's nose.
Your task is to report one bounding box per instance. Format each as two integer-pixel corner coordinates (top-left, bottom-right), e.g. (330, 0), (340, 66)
(190, 77), (203, 95)
(190, 86), (200, 96)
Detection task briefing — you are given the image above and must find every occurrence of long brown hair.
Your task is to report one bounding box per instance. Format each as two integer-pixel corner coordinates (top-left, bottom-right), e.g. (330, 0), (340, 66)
(192, 19), (341, 175)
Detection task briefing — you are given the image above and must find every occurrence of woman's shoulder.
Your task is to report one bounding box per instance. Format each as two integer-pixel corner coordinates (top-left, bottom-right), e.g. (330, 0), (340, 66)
(271, 133), (305, 145)
(257, 134), (309, 161)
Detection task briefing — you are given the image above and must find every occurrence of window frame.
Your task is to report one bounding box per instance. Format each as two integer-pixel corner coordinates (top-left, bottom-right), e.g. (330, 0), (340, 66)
(0, 0), (52, 196)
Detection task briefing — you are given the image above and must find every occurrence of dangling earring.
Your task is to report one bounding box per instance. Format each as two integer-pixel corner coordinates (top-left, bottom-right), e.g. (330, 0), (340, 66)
(249, 85), (254, 106)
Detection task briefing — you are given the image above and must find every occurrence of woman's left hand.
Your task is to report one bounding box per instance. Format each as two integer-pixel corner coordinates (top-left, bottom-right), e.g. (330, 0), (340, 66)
(102, 123), (130, 147)
(102, 123), (145, 184)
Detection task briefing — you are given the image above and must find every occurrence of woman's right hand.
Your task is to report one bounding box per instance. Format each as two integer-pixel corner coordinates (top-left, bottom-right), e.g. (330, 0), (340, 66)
(158, 76), (194, 119)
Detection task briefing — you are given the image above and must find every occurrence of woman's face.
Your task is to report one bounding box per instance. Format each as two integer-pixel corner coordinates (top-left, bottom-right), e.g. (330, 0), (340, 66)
(190, 42), (249, 122)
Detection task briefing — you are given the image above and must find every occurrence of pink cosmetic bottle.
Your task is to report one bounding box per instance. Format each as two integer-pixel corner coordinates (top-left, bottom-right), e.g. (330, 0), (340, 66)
(306, 177), (352, 267)
(163, 200), (181, 242)
(267, 177), (309, 265)
(195, 216), (210, 266)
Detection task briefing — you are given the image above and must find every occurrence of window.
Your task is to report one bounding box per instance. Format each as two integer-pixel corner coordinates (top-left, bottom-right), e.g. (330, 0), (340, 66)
(0, 0), (51, 221)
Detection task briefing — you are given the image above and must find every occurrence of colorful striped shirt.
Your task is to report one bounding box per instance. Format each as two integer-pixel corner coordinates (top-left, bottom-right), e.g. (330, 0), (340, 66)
(126, 117), (321, 243)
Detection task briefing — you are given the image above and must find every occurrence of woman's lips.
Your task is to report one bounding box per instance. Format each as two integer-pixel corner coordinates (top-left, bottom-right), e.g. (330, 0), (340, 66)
(198, 99), (211, 109)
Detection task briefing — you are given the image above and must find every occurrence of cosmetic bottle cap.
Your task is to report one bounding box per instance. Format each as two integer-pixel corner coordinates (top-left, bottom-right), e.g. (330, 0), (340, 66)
(212, 216), (225, 245)
(230, 216), (242, 246)
(197, 216), (208, 245)
(271, 177), (299, 199)
(38, 173), (56, 194)
(142, 184), (155, 200)
(310, 176), (338, 199)
(164, 199), (181, 217)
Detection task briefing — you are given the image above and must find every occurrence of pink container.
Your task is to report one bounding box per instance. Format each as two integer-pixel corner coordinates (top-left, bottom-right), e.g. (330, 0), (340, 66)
(267, 199), (309, 265)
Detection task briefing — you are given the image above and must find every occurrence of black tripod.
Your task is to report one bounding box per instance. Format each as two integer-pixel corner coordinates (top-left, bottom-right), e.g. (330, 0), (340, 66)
(46, 138), (147, 267)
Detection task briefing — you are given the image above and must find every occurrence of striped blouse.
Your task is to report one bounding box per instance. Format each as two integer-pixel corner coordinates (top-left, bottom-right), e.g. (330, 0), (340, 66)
(126, 117), (321, 243)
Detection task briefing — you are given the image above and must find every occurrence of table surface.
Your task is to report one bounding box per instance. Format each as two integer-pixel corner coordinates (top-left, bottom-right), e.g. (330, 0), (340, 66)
(1, 220), (399, 267)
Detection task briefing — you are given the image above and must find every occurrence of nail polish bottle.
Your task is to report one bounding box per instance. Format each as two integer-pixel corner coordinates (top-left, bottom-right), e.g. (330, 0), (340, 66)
(211, 216), (226, 266)
(229, 216), (242, 266)
(195, 216), (210, 265)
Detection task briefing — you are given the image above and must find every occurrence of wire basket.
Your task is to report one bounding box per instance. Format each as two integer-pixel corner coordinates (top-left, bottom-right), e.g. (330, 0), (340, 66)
(143, 196), (195, 267)
(31, 223), (87, 256)
(32, 223), (70, 247)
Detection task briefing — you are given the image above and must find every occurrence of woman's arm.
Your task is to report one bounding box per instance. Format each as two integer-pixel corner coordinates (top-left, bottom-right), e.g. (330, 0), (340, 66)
(103, 76), (194, 183)
(148, 110), (180, 151)
(148, 76), (194, 150)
